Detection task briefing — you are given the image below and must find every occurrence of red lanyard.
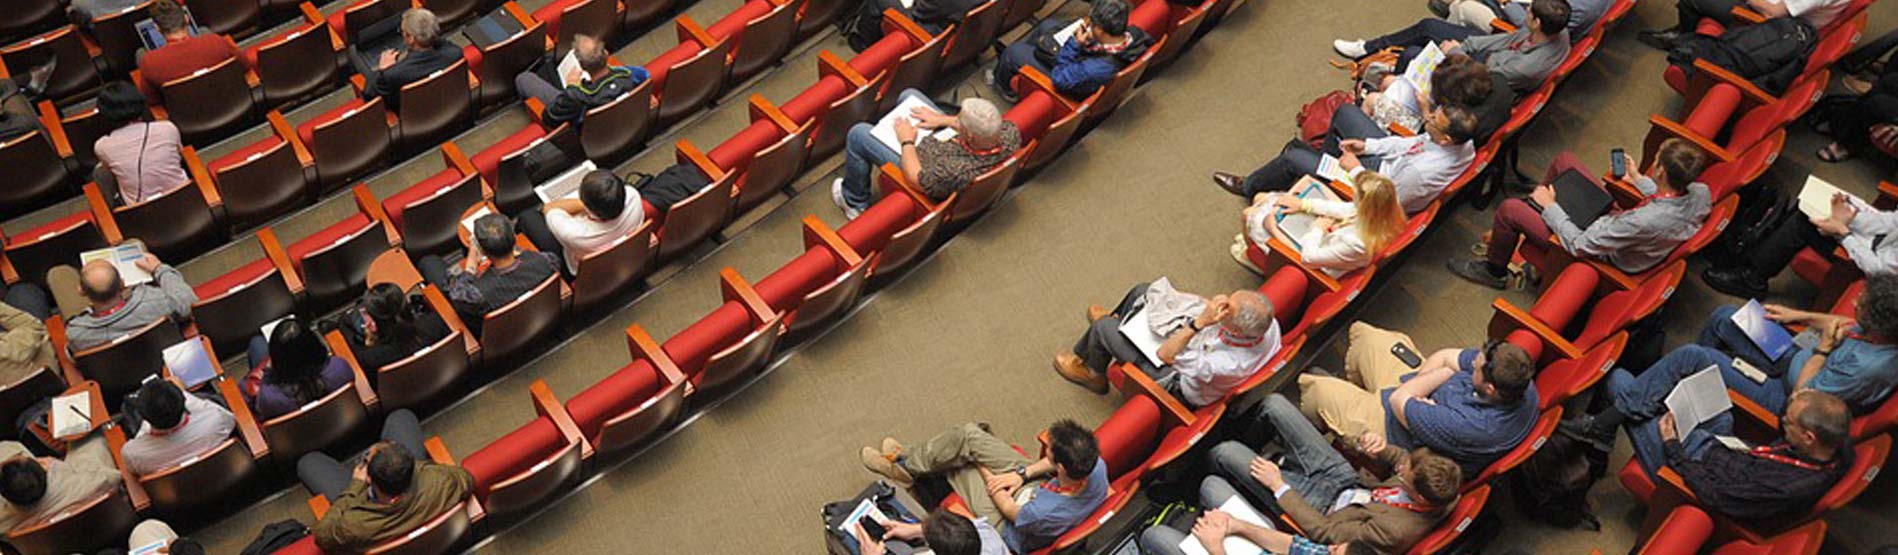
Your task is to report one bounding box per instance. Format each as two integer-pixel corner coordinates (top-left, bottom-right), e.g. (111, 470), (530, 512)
(1041, 477), (1087, 495)
(92, 298), (129, 318)
(1219, 327), (1265, 348)
(958, 138), (1006, 157)
(1370, 487), (1438, 513)
(1747, 444), (1834, 471)
(1626, 190), (1682, 211)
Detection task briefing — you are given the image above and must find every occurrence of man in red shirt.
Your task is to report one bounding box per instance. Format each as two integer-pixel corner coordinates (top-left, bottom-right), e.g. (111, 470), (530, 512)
(135, 0), (238, 101)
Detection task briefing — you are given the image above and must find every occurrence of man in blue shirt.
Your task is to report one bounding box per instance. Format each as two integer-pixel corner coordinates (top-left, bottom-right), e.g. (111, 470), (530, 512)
(1298, 323), (1540, 478)
(1693, 276), (1898, 415)
(860, 420), (1108, 553)
(987, 0), (1153, 102)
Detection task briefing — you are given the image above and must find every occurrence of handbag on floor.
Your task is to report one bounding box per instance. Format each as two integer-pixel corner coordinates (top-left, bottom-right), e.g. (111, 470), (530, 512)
(822, 480), (924, 555)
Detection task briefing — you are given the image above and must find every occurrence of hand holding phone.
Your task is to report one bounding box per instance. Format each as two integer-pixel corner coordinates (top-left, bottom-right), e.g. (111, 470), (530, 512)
(1610, 148), (1629, 180)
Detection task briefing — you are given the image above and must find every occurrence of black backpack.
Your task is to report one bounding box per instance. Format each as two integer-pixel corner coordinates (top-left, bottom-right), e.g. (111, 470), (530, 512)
(238, 519), (310, 555)
(636, 163), (712, 216)
(1668, 17), (1818, 95)
(1510, 418), (1612, 530)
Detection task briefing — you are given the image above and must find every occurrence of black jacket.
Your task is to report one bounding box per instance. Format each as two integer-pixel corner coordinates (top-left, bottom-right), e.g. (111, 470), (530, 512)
(543, 66), (652, 126)
(361, 42), (464, 111)
(908, 0), (984, 33)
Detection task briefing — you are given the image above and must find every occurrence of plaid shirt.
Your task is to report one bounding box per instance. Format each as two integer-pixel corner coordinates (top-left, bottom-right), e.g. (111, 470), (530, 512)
(1289, 536), (1333, 555)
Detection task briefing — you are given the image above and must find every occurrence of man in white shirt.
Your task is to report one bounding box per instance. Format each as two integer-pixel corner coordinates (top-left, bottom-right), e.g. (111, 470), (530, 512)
(516, 170), (646, 275)
(1054, 283), (1280, 407)
(1640, 0), (1852, 49)
(121, 379), (236, 476)
(858, 511), (1010, 555)
(1704, 183), (1898, 297)
(1213, 106), (1479, 215)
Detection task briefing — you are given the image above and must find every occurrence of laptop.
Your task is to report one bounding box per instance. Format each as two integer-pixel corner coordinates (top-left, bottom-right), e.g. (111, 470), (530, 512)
(536, 161), (598, 204)
(1549, 168), (1614, 229)
(132, 6), (200, 51)
(463, 8), (528, 50)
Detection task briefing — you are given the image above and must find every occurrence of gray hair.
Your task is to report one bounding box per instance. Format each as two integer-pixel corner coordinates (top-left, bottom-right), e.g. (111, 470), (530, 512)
(1225, 290), (1275, 337)
(573, 34), (608, 72)
(401, 8), (441, 46)
(956, 97), (1005, 145)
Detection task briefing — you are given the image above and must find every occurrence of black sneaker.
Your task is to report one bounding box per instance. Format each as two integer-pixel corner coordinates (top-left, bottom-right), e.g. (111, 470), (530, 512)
(1447, 259), (1508, 289)
(1637, 30), (1683, 51)
(1557, 414), (1618, 452)
(1427, 0), (1452, 17)
(1701, 266), (1768, 299)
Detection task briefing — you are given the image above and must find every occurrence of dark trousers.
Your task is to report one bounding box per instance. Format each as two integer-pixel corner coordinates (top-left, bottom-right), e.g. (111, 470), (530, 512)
(993, 19), (1062, 90)
(1674, 0), (1745, 29)
(417, 255), (453, 291)
(0, 281), (53, 320)
(1739, 213), (1836, 278)
(1481, 152), (1589, 271)
(247, 335), (270, 371)
(512, 209), (568, 276)
(1244, 140), (1324, 196)
(1831, 65), (1898, 153)
(1365, 19), (1481, 56)
(296, 409), (427, 499)
(1073, 283), (1163, 377)
(1840, 29), (1898, 73)
(1322, 103), (1392, 155)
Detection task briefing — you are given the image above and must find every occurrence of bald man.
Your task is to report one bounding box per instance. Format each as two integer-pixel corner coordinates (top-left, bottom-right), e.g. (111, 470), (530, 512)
(62, 253), (197, 351)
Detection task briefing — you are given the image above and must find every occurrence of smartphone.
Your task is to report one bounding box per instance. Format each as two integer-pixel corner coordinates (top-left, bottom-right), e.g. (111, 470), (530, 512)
(858, 516), (887, 541)
(1610, 148), (1629, 179)
(1390, 343), (1423, 369)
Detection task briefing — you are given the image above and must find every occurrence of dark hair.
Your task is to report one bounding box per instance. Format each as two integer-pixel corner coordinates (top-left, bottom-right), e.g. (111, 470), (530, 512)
(266, 319), (334, 405)
(579, 171), (627, 221)
(1531, 0), (1571, 35)
(1789, 390), (1851, 452)
(1429, 54), (1492, 108)
(1088, 0), (1130, 37)
(1409, 448), (1463, 507)
(98, 81), (150, 129)
(922, 512), (982, 555)
(137, 378), (187, 430)
(367, 441), (416, 495)
(364, 283), (420, 346)
(472, 214), (515, 258)
(168, 539), (206, 555)
(1046, 419), (1100, 478)
(1438, 105), (1480, 144)
(0, 458), (46, 506)
(1479, 340), (1534, 404)
(150, 0), (190, 35)
(1654, 138), (1706, 191)
(1856, 275), (1898, 339)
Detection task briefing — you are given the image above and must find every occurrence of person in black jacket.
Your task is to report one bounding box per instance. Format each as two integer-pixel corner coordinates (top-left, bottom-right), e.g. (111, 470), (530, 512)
(351, 9), (463, 111)
(515, 34), (651, 126)
(338, 283), (450, 377)
(847, 0), (984, 51)
(989, 0), (1152, 102)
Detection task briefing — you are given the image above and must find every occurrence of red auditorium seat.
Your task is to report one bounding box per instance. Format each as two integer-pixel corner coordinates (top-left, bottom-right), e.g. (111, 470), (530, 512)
(149, 55), (261, 144)
(184, 0), (264, 35)
(85, 0), (153, 74)
(84, 151), (227, 261)
(778, 217), (874, 335)
(0, 26), (102, 102)
(1487, 261), (1682, 363)
(377, 145), (486, 256)
(0, 0), (63, 41)
(68, 318), (183, 398)
(468, 124), (581, 213)
(340, 289), (474, 409)
(853, 191), (942, 278)
(1618, 431), (1888, 544)
(808, 51), (884, 160)
(795, 0), (852, 39)
(689, 269), (787, 390)
(111, 426), (263, 515)
(441, 380), (589, 515)
(1550, 195), (1735, 291)
(1465, 408), (1560, 489)
(56, 103), (111, 177)
(878, 154), (1021, 228)
(653, 19), (733, 124)
(392, 59), (476, 152)
(190, 230), (303, 356)
(247, 5), (345, 107)
(209, 114), (316, 229)
(256, 374), (377, 460)
(328, 0), (408, 44)
(1403, 485), (1491, 555)
(1638, 505), (1716, 555)
(0, 106), (76, 215)
(3, 210), (110, 291)
(297, 97), (394, 189)
(1789, 193), (1897, 308)
(660, 142), (738, 258)
(535, 81), (653, 165)
(1529, 332), (1628, 409)
(1147, 3), (1210, 68)
(3, 487), (138, 555)
(282, 188), (400, 311)
(726, 97), (814, 209)
(1010, 94), (1087, 174)
(533, 0), (620, 49)
(478, 273), (564, 363)
(876, 14), (947, 112)
(569, 219), (657, 313)
(938, 0), (1006, 72)
(569, 324), (690, 452)
(725, 0), (800, 83)
(465, 5), (547, 109)
(0, 368), (65, 442)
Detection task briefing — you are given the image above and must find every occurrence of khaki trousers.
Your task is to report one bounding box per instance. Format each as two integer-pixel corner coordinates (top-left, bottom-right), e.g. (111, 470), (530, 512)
(900, 423), (1038, 525)
(1296, 322), (1421, 438)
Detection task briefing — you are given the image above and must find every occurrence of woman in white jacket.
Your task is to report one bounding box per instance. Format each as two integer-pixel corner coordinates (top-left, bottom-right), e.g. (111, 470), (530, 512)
(1233, 172), (1408, 277)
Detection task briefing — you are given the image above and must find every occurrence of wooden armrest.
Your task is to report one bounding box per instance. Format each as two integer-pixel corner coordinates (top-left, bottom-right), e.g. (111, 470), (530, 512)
(1117, 364), (1196, 426)
(530, 379), (593, 457)
(818, 50), (869, 88)
(1017, 66), (1078, 111)
(749, 95), (798, 133)
(82, 184), (124, 244)
(1874, 181), (1898, 210)
(308, 495), (330, 519)
(1654, 466), (1699, 503)
(323, 330), (379, 409)
(877, 163), (936, 209)
(267, 111), (313, 166)
(46, 316), (82, 387)
(881, 9), (932, 42)
(352, 184), (399, 246)
(1489, 298), (1585, 359)
(1728, 390), (1780, 429)
(218, 378), (270, 458)
(1645, 114), (1734, 164)
(524, 97), (546, 123)
(1387, 122), (1417, 137)
(1602, 175), (1646, 209)
(676, 15), (716, 48)
(424, 436), (455, 465)
(1310, 176), (1353, 200)
(1262, 236), (1343, 293)
(1, 250), (17, 284)
(720, 268), (777, 323)
(675, 139), (727, 181)
(348, 73), (367, 95)
(503, 1), (534, 26)
(440, 141), (478, 178)
(103, 424), (151, 512)
(626, 324), (689, 389)
(256, 228), (305, 293)
(1730, 6), (1767, 24)
(182, 146), (221, 208)
(1688, 59), (1778, 108)
(420, 285), (476, 355)
(35, 101), (71, 157)
(1490, 18), (1517, 33)
(802, 215), (864, 267)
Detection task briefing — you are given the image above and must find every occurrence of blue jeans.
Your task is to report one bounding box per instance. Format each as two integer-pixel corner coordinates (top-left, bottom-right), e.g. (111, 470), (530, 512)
(1137, 475), (1255, 555)
(1607, 346), (1739, 476)
(247, 335), (270, 371)
(993, 20), (1062, 92)
(841, 89), (935, 211)
(1695, 305), (1796, 414)
(1209, 394), (1359, 513)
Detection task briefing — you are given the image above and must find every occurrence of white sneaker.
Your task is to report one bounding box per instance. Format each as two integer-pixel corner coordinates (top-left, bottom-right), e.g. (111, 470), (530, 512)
(831, 178), (862, 220)
(1333, 39), (1367, 58)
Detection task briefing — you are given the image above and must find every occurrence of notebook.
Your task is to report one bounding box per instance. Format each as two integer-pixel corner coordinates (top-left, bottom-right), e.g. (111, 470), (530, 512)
(1666, 366), (1732, 437)
(1178, 496), (1276, 555)
(461, 205), (495, 235)
(1550, 168), (1614, 229)
(80, 243), (153, 287)
(1731, 299), (1795, 361)
(1315, 154), (1378, 183)
(1275, 178), (1344, 251)
(1796, 174), (1865, 221)
(463, 8), (528, 49)
(162, 338), (219, 389)
(50, 391), (92, 438)
(871, 95), (958, 152)
(536, 161), (599, 203)
(1402, 41), (1446, 100)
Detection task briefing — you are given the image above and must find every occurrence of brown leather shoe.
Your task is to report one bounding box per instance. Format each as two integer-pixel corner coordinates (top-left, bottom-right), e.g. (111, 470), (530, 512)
(1054, 354), (1109, 394)
(860, 446), (914, 487)
(1086, 305), (1111, 323)
(1212, 172), (1247, 196)
(880, 437), (904, 459)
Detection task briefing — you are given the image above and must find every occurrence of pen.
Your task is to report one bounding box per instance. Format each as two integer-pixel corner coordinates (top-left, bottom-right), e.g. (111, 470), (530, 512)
(67, 405), (88, 422)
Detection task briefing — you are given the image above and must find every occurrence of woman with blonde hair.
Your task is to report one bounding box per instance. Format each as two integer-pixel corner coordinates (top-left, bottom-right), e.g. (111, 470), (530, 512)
(1233, 172), (1408, 277)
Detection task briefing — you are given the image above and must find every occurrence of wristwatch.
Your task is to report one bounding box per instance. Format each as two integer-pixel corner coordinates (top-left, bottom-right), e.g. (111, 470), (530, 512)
(900, 139), (916, 147)
(1013, 466), (1030, 480)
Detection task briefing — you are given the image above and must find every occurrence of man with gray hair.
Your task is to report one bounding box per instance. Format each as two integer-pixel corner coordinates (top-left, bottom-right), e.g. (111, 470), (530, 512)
(514, 34), (650, 126)
(1053, 283), (1280, 408)
(352, 8), (462, 111)
(831, 88), (1020, 219)
(63, 250), (197, 351)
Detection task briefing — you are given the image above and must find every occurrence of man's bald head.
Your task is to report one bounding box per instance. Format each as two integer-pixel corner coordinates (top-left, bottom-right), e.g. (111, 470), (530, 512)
(80, 260), (125, 306)
(1787, 390), (1851, 453)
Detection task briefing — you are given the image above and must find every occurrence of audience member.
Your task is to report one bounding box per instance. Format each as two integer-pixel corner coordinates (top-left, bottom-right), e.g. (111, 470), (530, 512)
(134, 0), (239, 99)
(1332, 55), (1511, 157)
(1334, 0), (1573, 93)
(517, 170), (646, 274)
(1207, 394), (1462, 553)
(94, 81), (189, 205)
(0, 72), (52, 141)
(301, 410), (473, 552)
(1448, 138), (1711, 289)
(859, 420), (1107, 553)
(338, 284), (452, 376)
(1812, 61), (1898, 163)
(832, 90), (1020, 219)
(112, 519), (197, 554)
(1054, 284), (1279, 406)
(1138, 477), (1375, 555)
(1237, 172), (1408, 277)
(417, 214), (561, 331)
(1298, 323), (1538, 478)
(243, 319), (353, 420)
(989, 0), (1153, 102)
(1429, 55), (1516, 143)
(352, 9), (462, 111)
(1215, 106), (1478, 214)
(1638, 0), (1851, 50)
(0, 437), (117, 532)
(0, 289), (55, 386)
(1438, 0), (1608, 43)
(854, 510), (1008, 555)
(1694, 282), (1898, 414)
(846, 0), (982, 50)
(121, 379), (235, 476)
(514, 34), (650, 127)
(1704, 181), (1898, 297)
(63, 252), (198, 351)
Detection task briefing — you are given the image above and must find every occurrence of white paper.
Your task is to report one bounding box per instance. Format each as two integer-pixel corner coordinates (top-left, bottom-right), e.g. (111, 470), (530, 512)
(1715, 435), (1751, 451)
(1179, 496), (1275, 555)
(870, 96), (957, 153)
(1316, 154), (1350, 182)
(260, 316), (292, 341)
(1117, 306), (1170, 367)
(1052, 19), (1085, 46)
(1797, 174), (1864, 221)
(80, 244), (152, 287)
(1403, 41), (1445, 99)
(1274, 179), (1344, 251)
(536, 161), (598, 204)
(1665, 366), (1733, 437)
(163, 339), (218, 388)
(51, 392), (91, 438)
(557, 50), (583, 87)
(835, 499), (892, 535)
(461, 206), (495, 235)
